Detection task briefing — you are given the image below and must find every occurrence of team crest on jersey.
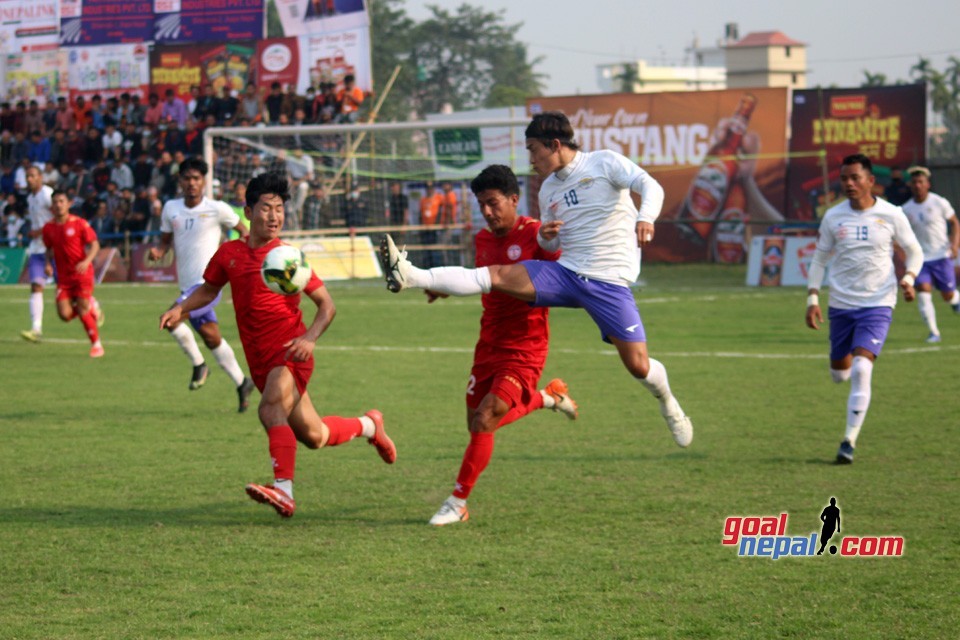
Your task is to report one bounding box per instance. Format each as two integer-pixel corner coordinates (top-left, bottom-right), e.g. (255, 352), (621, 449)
(548, 201), (559, 214)
(577, 177), (596, 190)
(507, 244), (522, 261)
(66, 228), (76, 236)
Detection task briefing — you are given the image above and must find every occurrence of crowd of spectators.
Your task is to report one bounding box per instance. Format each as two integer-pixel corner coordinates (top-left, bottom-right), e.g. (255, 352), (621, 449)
(0, 76), (371, 249)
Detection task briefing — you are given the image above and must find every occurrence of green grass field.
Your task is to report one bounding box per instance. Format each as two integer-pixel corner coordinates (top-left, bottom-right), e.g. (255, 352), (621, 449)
(1, 265), (957, 639)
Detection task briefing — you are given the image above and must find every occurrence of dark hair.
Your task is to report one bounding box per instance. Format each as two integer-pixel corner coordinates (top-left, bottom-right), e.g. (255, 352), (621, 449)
(51, 189), (67, 199)
(842, 153), (873, 173)
(525, 111), (579, 150)
(246, 172), (290, 207)
(271, 82), (281, 90)
(471, 165), (520, 197)
(178, 156), (209, 177)
(344, 74), (356, 83)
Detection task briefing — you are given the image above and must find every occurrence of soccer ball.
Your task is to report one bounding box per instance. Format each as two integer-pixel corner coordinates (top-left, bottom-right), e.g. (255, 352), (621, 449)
(261, 244), (311, 295)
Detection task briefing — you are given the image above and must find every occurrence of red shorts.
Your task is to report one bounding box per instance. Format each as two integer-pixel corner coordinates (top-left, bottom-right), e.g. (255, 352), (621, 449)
(55, 276), (94, 302)
(250, 353), (314, 396)
(466, 361), (542, 411)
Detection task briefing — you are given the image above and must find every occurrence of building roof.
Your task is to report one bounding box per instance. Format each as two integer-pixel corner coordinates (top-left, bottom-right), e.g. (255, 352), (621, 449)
(726, 31), (806, 48)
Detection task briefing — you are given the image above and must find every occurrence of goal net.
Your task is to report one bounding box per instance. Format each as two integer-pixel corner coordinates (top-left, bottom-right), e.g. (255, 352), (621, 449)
(202, 116), (532, 279)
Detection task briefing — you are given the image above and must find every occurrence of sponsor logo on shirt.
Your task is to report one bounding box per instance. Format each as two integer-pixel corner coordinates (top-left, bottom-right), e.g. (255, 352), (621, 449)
(507, 244), (521, 261)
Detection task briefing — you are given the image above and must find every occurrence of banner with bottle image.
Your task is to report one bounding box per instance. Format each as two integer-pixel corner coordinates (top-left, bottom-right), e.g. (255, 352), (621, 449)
(527, 88), (789, 263)
(67, 43), (150, 102)
(3, 48), (67, 105)
(151, 42), (256, 104)
(786, 85), (926, 222)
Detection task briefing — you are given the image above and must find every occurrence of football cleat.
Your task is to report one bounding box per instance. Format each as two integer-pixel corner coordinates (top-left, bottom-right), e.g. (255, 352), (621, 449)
(89, 343), (105, 358)
(379, 234), (411, 293)
(925, 333), (942, 344)
(544, 378), (578, 420)
(659, 395), (693, 448)
(237, 377), (256, 413)
(189, 363), (209, 390)
(836, 440), (855, 464)
(245, 483), (296, 518)
(20, 329), (41, 342)
(365, 409), (396, 464)
(429, 498), (470, 526)
(952, 302), (960, 314)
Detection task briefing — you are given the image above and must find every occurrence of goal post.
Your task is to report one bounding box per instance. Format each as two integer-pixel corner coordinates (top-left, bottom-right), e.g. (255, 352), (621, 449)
(201, 117), (533, 279)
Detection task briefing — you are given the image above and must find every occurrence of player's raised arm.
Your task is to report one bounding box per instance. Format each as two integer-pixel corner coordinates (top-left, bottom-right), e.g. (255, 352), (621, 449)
(284, 283), (337, 362)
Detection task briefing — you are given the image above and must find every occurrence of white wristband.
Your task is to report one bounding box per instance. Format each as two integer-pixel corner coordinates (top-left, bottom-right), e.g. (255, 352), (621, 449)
(806, 293), (819, 307)
(900, 273), (915, 287)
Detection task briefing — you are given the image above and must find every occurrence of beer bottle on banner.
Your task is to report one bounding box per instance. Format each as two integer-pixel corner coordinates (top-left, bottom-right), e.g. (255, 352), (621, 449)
(713, 181), (747, 264)
(759, 236), (785, 287)
(677, 93), (758, 244)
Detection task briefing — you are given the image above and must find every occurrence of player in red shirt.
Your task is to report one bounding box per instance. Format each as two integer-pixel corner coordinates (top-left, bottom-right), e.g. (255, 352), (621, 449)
(426, 165), (579, 526)
(42, 190), (104, 358)
(159, 172), (396, 518)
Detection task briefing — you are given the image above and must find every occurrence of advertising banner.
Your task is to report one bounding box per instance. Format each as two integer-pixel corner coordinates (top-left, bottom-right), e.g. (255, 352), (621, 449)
(426, 107), (528, 182)
(151, 42), (255, 103)
(60, 0), (154, 46)
(746, 236), (821, 287)
(286, 235), (381, 281)
(527, 88), (790, 263)
(267, 0), (368, 38)
(0, 247), (26, 284)
(0, 1), (60, 53)
(66, 43), (150, 102)
(787, 85), (926, 221)
(256, 29), (370, 93)
(129, 244), (177, 282)
(154, 0), (264, 44)
(4, 48), (68, 104)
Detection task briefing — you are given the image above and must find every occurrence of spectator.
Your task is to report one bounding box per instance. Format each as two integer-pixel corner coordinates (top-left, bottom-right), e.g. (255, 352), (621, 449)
(265, 82), (284, 124)
(11, 131), (29, 164)
(102, 122), (123, 158)
(42, 100), (58, 132)
(91, 159), (111, 193)
(89, 199), (111, 240)
(89, 95), (106, 131)
(56, 162), (76, 192)
(83, 127), (104, 166)
(281, 84), (304, 119)
(301, 184), (329, 229)
(118, 93), (134, 124)
(142, 186), (163, 240)
(64, 129), (85, 166)
(110, 153), (135, 191)
(73, 96), (91, 129)
(25, 100), (44, 135)
(80, 185), (100, 219)
(344, 184), (367, 227)
(304, 87), (318, 122)
(41, 160), (60, 187)
(219, 85), (240, 123)
(123, 186), (146, 236)
(48, 129), (67, 168)
(129, 94), (146, 127)
(161, 89), (188, 130)
(184, 119), (203, 156)
(186, 85), (200, 116)
(0, 130), (13, 164)
(440, 181), (458, 224)
(151, 151), (176, 199)
(122, 122), (143, 159)
(132, 152), (154, 190)
(13, 157), (31, 193)
(388, 182), (409, 226)
(27, 130), (51, 168)
(105, 97), (121, 126)
(3, 200), (25, 246)
(143, 93), (163, 128)
(12, 101), (27, 135)
(55, 97), (76, 131)
(419, 182), (443, 267)
(194, 85), (217, 122)
(0, 162), (15, 195)
(318, 82), (339, 123)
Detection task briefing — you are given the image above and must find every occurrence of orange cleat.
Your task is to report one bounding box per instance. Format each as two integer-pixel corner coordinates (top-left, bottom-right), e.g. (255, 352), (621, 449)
(365, 409), (396, 464)
(544, 378), (578, 420)
(245, 483), (296, 518)
(90, 343), (105, 358)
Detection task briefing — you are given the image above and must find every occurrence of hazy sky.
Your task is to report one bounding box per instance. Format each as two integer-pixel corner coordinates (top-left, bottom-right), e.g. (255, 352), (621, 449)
(405, 0), (960, 96)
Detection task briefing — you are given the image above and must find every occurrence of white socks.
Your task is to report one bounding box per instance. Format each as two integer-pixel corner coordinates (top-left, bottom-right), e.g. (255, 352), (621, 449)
(917, 291), (939, 336)
(29, 291), (43, 332)
(274, 479), (293, 499)
(844, 355), (873, 447)
(211, 340), (246, 386)
(950, 290), (960, 306)
(359, 415), (376, 439)
(830, 368), (851, 384)
(638, 357), (672, 401)
(407, 265), (492, 296)
(169, 323), (204, 366)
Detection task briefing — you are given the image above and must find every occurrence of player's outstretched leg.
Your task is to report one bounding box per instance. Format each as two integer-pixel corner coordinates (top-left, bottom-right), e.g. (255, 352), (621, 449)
(633, 355), (692, 447)
(542, 378), (578, 420)
(379, 234), (492, 296)
(380, 234), (411, 292)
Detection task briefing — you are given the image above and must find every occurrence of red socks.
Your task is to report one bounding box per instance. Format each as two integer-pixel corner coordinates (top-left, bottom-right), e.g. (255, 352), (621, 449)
(79, 310), (98, 344)
(453, 432), (495, 500)
(322, 415), (363, 446)
(267, 425), (297, 481)
(497, 392), (544, 428)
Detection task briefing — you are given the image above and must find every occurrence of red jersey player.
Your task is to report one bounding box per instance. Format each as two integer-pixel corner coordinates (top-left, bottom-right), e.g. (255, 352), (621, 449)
(42, 190), (104, 358)
(159, 172), (396, 518)
(427, 165), (578, 526)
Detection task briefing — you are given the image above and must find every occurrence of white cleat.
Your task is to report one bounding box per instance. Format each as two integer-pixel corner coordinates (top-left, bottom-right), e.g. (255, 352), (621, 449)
(379, 234), (412, 293)
(660, 395), (693, 447)
(429, 497), (469, 526)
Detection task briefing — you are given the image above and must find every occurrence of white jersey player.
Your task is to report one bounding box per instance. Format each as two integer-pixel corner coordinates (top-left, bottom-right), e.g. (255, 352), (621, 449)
(20, 167), (53, 342)
(805, 154), (924, 464)
(379, 111), (693, 449)
(900, 166), (960, 342)
(149, 157), (255, 412)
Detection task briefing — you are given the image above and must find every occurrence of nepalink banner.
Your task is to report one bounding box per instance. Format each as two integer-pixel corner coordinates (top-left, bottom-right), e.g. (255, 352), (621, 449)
(60, 0), (264, 46)
(527, 89), (790, 263)
(787, 85), (926, 221)
(0, 1), (60, 53)
(151, 42), (255, 103)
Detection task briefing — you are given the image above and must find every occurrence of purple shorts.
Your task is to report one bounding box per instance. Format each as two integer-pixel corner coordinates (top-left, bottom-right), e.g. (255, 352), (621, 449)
(176, 283), (222, 331)
(916, 257), (957, 292)
(28, 253), (47, 285)
(521, 260), (646, 343)
(828, 306), (893, 361)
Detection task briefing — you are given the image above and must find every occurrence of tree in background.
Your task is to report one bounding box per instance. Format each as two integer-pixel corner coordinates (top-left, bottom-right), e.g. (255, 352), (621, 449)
(615, 63), (642, 93)
(371, 1), (544, 120)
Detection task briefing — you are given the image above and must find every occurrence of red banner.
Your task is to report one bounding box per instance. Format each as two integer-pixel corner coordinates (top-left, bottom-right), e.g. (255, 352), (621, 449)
(150, 42), (255, 103)
(129, 244), (177, 282)
(787, 85), (926, 221)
